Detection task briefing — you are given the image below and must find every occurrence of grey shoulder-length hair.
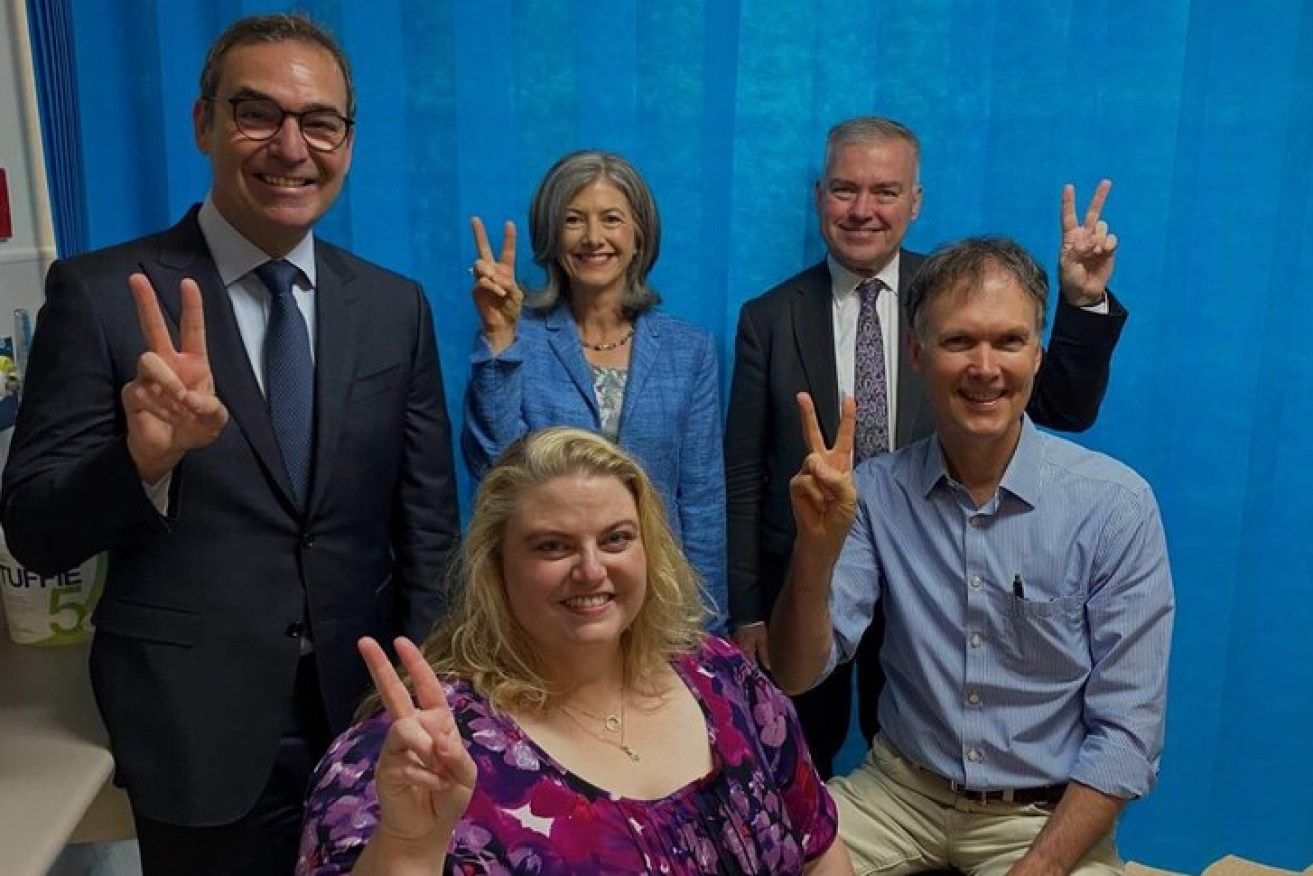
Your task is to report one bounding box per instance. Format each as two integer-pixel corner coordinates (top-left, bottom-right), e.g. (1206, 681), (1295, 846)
(526, 150), (661, 319)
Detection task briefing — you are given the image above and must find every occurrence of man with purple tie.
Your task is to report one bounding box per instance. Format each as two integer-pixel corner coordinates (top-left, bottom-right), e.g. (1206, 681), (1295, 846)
(725, 116), (1128, 777)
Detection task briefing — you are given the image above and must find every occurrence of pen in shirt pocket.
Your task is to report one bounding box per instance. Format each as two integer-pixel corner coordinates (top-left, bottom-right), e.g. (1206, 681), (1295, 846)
(1012, 574), (1025, 600)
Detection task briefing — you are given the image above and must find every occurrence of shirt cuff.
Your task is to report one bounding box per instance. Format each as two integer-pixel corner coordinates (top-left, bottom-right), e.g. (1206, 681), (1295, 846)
(1078, 292), (1110, 314)
(1069, 733), (1157, 799)
(142, 473), (171, 515)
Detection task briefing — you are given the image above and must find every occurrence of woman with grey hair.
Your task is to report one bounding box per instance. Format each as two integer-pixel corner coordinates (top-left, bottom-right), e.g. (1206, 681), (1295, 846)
(461, 150), (726, 631)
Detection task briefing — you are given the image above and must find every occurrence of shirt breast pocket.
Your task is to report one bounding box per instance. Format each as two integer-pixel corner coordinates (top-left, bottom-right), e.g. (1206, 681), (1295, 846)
(1004, 593), (1090, 682)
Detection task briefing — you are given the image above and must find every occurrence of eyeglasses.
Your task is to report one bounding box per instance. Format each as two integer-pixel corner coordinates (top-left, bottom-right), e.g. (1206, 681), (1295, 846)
(216, 96), (354, 152)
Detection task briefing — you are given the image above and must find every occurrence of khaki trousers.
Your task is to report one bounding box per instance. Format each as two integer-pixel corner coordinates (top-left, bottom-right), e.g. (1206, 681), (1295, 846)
(830, 735), (1124, 876)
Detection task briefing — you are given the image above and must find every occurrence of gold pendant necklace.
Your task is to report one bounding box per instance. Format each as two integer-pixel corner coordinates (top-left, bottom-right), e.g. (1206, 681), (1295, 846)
(559, 690), (640, 762)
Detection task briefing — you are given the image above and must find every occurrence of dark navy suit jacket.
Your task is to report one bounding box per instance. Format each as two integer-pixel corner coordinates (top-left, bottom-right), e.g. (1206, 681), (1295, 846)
(1, 208), (459, 824)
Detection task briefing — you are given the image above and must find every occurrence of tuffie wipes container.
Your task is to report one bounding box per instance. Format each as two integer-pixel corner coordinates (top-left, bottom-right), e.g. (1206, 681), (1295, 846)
(0, 527), (104, 646)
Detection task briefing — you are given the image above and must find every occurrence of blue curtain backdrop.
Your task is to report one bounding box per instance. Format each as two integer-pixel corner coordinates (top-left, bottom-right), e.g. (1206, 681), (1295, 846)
(23, 0), (87, 255)
(28, 1), (1313, 871)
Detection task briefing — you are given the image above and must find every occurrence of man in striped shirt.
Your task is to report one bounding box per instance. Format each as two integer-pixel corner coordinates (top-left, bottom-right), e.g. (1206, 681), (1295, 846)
(770, 236), (1174, 876)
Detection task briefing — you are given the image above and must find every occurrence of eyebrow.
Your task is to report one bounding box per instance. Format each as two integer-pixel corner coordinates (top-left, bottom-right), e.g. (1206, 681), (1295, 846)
(227, 86), (343, 115)
(829, 177), (905, 189)
(520, 518), (640, 538)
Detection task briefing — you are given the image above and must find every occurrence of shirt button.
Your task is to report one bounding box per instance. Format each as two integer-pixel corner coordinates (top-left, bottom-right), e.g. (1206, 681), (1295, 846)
(970, 633), (983, 648)
(969, 516), (984, 528)
(284, 622), (305, 639)
(301, 533), (316, 549)
(969, 575), (983, 589)
(967, 749), (982, 763)
(967, 691), (981, 706)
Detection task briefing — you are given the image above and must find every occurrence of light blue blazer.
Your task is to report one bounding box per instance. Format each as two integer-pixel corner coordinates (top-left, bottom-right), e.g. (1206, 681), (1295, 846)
(462, 303), (726, 629)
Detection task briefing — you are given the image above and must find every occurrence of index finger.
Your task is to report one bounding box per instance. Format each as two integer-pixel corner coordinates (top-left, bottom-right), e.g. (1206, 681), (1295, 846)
(129, 273), (176, 355)
(499, 221), (517, 268)
(395, 636), (450, 714)
(358, 636), (416, 720)
(177, 278), (208, 359)
(1060, 184), (1078, 233)
(1083, 179), (1112, 229)
(470, 216), (495, 263)
(796, 392), (825, 455)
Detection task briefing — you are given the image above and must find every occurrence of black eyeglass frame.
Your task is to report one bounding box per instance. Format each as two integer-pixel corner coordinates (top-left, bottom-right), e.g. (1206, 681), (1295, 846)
(205, 95), (355, 152)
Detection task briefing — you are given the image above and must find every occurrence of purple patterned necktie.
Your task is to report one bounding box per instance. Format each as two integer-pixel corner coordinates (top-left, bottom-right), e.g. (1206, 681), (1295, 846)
(853, 277), (889, 462)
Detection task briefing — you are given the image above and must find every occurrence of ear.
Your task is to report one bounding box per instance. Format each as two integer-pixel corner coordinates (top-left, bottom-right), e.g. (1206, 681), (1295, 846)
(813, 179), (825, 214)
(907, 326), (926, 374)
(909, 184), (924, 221)
(1032, 342), (1043, 377)
(192, 98), (212, 154)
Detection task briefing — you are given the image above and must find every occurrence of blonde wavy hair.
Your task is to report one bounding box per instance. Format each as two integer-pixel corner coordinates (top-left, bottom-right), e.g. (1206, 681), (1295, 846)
(364, 427), (709, 718)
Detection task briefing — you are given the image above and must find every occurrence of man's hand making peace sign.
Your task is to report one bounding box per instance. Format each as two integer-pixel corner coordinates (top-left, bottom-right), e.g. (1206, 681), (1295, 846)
(789, 392), (859, 559)
(469, 217), (523, 354)
(1059, 179), (1118, 307)
(121, 273), (229, 484)
(768, 393), (860, 694)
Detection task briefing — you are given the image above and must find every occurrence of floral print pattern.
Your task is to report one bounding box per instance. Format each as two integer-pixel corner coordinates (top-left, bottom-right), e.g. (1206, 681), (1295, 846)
(297, 637), (837, 874)
(590, 363), (627, 440)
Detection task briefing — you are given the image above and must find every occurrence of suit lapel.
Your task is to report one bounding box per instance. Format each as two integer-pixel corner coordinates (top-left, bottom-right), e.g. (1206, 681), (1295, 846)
(308, 244), (360, 513)
(146, 211), (298, 509)
(895, 249), (932, 448)
(791, 262), (840, 441)
(619, 314), (658, 429)
(544, 306), (599, 419)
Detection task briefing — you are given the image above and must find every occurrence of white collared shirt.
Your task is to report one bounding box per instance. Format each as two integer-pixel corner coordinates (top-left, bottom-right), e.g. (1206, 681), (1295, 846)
(144, 198), (318, 514)
(197, 196), (318, 392)
(829, 252), (902, 449)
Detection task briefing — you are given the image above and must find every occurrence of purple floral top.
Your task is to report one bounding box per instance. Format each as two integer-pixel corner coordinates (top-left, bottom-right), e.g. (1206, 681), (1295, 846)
(297, 636), (838, 874)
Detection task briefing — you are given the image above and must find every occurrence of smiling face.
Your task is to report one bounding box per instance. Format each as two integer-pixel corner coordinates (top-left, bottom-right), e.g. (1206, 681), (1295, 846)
(815, 138), (922, 277)
(910, 263), (1043, 462)
(501, 473), (647, 665)
(556, 180), (639, 299)
(193, 39), (353, 257)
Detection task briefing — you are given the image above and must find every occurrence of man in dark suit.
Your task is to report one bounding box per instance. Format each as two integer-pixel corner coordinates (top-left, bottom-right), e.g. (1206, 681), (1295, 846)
(725, 116), (1127, 777)
(0, 14), (458, 875)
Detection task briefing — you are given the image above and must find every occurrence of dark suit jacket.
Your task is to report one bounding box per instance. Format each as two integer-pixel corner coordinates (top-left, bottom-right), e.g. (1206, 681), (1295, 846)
(724, 251), (1128, 626)
(0, 208), (459, 824)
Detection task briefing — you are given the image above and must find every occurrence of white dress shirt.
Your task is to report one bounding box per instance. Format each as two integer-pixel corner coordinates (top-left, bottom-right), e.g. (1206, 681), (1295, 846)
(144, 197), (317, 510)
(829, 253), (903, 449)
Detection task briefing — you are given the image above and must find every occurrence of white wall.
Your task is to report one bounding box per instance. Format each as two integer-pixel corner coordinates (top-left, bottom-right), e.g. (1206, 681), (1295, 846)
(0, 0), (55, 462)
(0, 0), (55, 319)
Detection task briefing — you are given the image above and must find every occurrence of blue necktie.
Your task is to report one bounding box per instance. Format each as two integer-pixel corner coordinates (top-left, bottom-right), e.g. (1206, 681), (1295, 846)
(256, 259), (314, 507)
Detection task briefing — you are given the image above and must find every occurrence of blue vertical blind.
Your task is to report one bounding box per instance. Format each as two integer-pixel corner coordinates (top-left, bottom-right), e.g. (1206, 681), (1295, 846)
(27, 1), (1313, 870)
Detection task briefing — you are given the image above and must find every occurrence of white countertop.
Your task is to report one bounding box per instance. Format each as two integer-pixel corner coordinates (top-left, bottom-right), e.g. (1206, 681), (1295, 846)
(0, 603), (133, 875)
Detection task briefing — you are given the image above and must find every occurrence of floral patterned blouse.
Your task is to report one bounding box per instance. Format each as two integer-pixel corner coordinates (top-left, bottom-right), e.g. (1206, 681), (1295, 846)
(589, 363), (628, 440)
(297, 636), (838, 875)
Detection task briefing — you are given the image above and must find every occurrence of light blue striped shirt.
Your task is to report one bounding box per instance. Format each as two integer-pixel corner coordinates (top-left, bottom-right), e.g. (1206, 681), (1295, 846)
(823, 416), (1174, 798)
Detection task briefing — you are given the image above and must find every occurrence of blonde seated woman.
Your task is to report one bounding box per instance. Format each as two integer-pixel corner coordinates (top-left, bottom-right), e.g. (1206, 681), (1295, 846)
(297, 428), (852, 875)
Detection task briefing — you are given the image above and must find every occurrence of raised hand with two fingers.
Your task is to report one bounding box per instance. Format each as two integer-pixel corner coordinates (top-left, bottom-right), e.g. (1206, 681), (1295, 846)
(789, 393), (859, 559)
(1058, 180), (1118, 306)
(357, 636), (475, 862)
(121, 273), (229, 483)
(469, 217), (523, 353)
